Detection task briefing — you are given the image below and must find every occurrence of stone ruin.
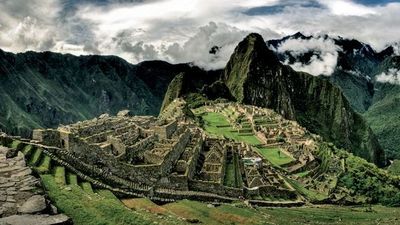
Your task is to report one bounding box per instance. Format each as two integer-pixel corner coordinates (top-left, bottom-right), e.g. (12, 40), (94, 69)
(0, 109), (306, 207)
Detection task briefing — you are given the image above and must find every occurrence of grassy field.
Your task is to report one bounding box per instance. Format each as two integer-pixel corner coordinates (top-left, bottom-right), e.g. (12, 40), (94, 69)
(122, 198), (400, 225)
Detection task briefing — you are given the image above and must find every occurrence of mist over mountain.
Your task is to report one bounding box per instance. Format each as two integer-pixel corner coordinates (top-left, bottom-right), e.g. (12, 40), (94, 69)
(266, 32), (399, 159)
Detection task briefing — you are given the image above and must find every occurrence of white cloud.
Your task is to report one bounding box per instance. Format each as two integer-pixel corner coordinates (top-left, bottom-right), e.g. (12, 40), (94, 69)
(0, 0), (399, 70)
(376, 68), (400, 85)
(0, 0), (61, 52)
(393, 43), (400, 56)
(320, 0), (377, 16)
(276, 37), (341, 76)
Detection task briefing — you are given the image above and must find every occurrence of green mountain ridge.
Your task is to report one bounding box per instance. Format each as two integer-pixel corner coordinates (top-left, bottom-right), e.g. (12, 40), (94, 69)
(364, 56), (400, 159)
(267, 33), (400, 160)
(0, 49), (205, 137)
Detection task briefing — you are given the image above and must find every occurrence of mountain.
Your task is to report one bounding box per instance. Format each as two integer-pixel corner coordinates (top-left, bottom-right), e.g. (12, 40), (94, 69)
(223, 33), (385, 166)
(364, 56), (400, 159)
(0, 49), (203, 137)
(267, 33), (399, 160)
(267, 32), (392, 113)
(162, 33), (386, 167)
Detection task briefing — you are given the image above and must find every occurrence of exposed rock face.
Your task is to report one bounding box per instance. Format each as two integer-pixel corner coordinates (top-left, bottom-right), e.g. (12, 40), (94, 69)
(222, 33), (385, 166)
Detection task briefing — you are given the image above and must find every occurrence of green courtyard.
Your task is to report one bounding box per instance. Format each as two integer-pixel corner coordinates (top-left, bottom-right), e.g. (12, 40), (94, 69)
(198, 110), (294, 166)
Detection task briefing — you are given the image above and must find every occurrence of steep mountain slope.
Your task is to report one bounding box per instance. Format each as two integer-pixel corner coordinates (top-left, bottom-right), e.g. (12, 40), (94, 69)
(0, 50), (200, 137)
(222, 33), (385, 166)
(364, 56), (400, 159)
(267, 32), (392, 113)
(267, 33), (400, 160)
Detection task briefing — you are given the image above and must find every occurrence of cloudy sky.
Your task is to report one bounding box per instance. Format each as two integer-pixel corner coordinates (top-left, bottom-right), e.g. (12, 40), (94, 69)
(0, 0), (399, 70)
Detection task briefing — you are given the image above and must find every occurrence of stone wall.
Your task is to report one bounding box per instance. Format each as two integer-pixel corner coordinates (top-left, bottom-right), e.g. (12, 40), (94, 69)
(32, 129), (61, 148)
(258, 186), (297, 199)
(107, 136), (126, 156)
(186, 137), (203, 179)
(157, 130), (190, 175)
(189, 180), (243, 198)
(154, 121), (177, 139)
(124, 135), (157, 162)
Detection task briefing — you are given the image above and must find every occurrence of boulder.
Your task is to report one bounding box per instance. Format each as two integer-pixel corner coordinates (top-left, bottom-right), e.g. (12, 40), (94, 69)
(0, 214), (72, 225)
(18, 195), (47, 214)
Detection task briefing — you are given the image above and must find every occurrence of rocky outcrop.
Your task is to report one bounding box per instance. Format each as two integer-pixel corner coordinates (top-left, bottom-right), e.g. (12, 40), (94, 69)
(222, 33), (385, 166)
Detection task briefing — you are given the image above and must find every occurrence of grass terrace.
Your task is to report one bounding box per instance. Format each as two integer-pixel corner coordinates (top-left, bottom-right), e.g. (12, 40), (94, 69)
(201, 112), (262, 145)
(198, 110), (294, 167)
(256, 147), (294, 166)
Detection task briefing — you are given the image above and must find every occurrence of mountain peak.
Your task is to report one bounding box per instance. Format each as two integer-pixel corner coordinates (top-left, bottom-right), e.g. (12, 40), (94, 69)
(223, 33), (280, 102)
(236, 33), (270, 55)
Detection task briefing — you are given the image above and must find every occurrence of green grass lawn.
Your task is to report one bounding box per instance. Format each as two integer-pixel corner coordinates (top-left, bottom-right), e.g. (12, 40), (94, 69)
(163, 199), (265, 224)
(36, 155), (51, 173)
(200, 112), (294, 167)
(256, 147), (294, 166)
(201, 112), (262, 145)
(261, 205), (400, 225)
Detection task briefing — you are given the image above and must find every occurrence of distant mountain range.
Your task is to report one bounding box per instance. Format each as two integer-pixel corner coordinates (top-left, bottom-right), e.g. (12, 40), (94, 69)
(267, 32), (399, 159)
(0, 32), (397, 165)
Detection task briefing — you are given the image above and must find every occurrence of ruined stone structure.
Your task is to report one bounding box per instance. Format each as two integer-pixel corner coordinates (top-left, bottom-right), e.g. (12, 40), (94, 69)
(1, 108), (308, 207)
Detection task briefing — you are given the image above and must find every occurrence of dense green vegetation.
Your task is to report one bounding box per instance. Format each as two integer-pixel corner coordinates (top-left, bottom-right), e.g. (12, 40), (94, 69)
(388, 160), (400, 175)
(337, 150), (400, 206)
(0, 50), (209, 137)
(364, 82), (400, 159)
